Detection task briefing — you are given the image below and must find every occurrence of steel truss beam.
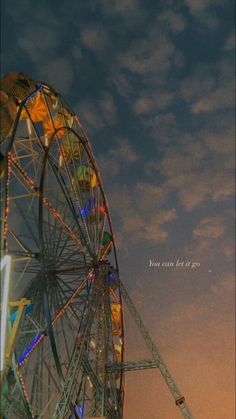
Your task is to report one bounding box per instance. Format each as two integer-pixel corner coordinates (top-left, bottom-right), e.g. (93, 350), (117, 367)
(82, 356), (115, 416)
(106, 359), (159, 372)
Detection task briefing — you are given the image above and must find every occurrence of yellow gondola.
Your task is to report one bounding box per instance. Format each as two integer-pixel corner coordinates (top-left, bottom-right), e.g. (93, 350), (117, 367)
(111, 303), (122, 335)
(74, 165), (97, 190)
(114, 344), (122, 363)
(61, 132), (84, 162)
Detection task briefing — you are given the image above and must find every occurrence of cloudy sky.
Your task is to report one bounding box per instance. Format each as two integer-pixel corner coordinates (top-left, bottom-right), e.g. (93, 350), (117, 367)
(1, 0), (235, 417)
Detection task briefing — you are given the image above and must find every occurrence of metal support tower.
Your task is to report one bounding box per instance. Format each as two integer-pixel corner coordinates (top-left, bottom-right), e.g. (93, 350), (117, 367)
(118, 279), (194, 419)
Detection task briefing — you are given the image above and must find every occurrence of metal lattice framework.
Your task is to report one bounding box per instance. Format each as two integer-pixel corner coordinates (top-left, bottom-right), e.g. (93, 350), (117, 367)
(0, 72), (194, 419)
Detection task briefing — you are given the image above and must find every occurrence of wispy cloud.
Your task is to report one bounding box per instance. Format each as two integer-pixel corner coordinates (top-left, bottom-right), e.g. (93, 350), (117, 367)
(98, 138), (139, 178)
(162, 160), (234, 210)
(107, 182), (176, 246)
(184, 0), (225, 29)
(145, 113), (234, 211)
(101, 0), (140, 14)
(118, 35), (178, 77)
(109, 70), (134, 98)
(109, 139), (139, 162)
(193, 216), (225, 239)
(143, 160), (234, 213)
(185, 213), (234, 265)
(157, 10), (186, 33)
(99, 93), (118, 124)
(81, 25), (109, 52)
(205, 128), (235, 156)
(185, 0), (225, 16)
(211, 272), (235, 293)
(133, 91), (174, 114)
(17, 23), (61, 66)
(180, 59), (234, 115)
(224, 32), (235, 51)
(191, 81), (234, 114)
(135, 183), (167, 212)
(77, 92), (117, 131)
(40, 57), (75, 95)
(99, 0), (144, 26)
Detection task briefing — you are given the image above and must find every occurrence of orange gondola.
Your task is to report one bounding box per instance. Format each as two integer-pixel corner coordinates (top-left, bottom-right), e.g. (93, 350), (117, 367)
(43, 106), (74, 139)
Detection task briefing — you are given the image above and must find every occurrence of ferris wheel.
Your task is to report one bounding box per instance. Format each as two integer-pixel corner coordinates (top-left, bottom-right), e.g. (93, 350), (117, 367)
(0, 72), (194, 419)
(0, 72), (125, 418)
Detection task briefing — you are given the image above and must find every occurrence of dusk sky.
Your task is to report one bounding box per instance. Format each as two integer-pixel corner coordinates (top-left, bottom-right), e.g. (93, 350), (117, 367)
(1, 0), (235, 418)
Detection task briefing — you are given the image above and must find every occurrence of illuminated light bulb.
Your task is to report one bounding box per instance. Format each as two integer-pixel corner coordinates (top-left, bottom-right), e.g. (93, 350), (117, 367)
(87, 376), (93, 388)
(59, 154), (63, 167)
(90, 340), (96, 349)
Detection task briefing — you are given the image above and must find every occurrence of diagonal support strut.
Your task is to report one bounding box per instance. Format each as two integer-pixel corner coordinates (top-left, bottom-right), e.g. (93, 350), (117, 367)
(119, 279), (194, 419)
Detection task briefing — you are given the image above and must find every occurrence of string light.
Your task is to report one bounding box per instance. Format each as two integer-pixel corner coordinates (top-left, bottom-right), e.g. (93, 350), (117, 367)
(17, 332), (43, 365)
(100, 240), (112, 260)
(17, 367), (33, 415)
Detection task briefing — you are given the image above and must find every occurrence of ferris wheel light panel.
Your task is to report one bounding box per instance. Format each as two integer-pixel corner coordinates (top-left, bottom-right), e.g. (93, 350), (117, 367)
(0, 255), (11, 371)
(17, 331), (43, 365)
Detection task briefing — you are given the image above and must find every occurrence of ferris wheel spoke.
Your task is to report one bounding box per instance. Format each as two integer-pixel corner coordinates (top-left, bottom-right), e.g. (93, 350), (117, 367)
(10, 150), (89, 260)
(11, 199), (39, 251)
(16, 275), (88, 370)
(54, 288), (75, 342)
(55, 278), (86, 323)
(54, 159), (92, 251)
(46, 153), (94, 257)
(49, 222), (85, 267)
(50, 192), (69, 259)
(45, 205), (55, 258)
(53, 296), (74, 366)
(53, 284), (78, 330)
(54, 235), (83, 266)
(7, 228), (36, 257)
(40, 217), (76, 265)
(56, 275), (86, 301)
(56, 131), (103, 257)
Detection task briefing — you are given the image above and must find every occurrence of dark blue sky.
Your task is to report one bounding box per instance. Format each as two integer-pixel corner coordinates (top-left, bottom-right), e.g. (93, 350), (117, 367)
(1, 0), (235, 417)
